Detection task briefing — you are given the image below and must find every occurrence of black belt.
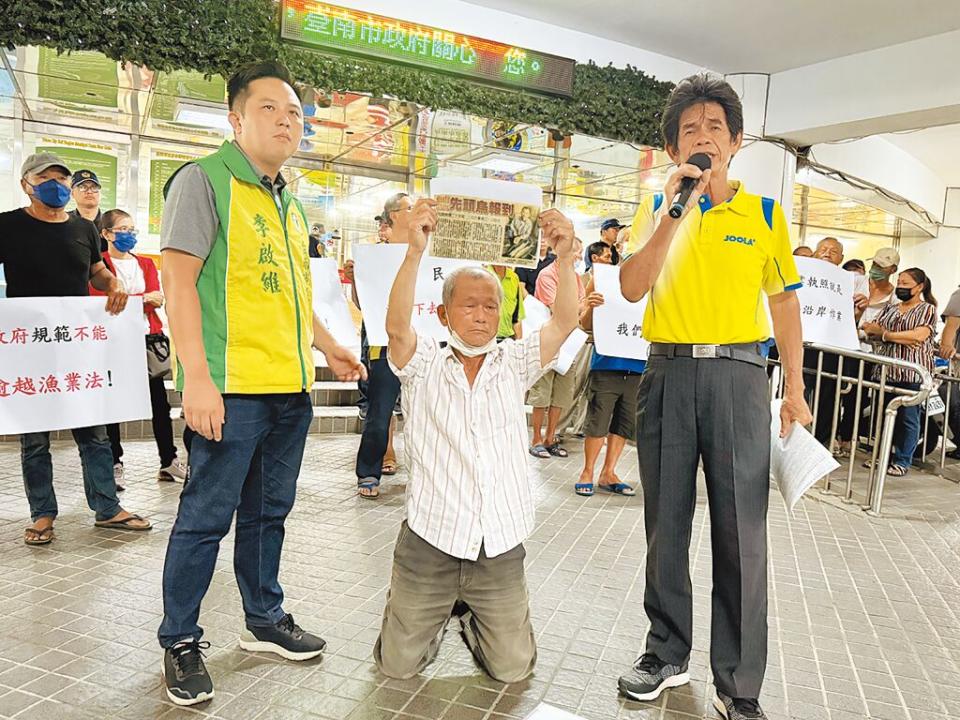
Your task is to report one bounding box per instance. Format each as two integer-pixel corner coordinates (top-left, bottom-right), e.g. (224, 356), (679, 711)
(648, 342), (766, 368)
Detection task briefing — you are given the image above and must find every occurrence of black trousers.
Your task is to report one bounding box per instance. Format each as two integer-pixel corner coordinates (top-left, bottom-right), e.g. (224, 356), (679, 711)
(637, 355), (770, 699)
(803, 348), (841, 446)
(106, 375), (177, 467)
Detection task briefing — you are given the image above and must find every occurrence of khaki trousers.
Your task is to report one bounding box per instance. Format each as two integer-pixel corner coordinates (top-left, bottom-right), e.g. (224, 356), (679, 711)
(374, 522), (536, 683)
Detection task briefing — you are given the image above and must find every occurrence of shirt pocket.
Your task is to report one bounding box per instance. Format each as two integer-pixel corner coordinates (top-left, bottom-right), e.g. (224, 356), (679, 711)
(473, 379), (521, 441)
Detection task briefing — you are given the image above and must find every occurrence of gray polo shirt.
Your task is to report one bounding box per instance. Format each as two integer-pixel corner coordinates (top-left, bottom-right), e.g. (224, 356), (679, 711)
(943, 287), (960, 351)
(160, 145), (288, 260)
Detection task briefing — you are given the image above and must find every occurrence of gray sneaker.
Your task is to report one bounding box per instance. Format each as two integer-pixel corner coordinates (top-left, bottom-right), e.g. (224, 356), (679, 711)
(618, 653), (689, 701)
(714, 691), (767, 720)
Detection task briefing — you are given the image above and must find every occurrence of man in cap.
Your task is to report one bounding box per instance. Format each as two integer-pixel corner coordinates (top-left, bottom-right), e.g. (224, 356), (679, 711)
(585, 218), (625, 271)
(0, 153), (152, 546)
(69, 169), (105, 248)
(354, 193), (411, 497)
(858, 248), (899, 323)
(308, 222), (326, 258)
(833, 247), (900, 454)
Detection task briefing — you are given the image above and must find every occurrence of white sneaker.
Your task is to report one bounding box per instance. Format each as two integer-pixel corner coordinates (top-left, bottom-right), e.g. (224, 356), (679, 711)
(114, 463), (126, 492)
(158, 458), (189, 483)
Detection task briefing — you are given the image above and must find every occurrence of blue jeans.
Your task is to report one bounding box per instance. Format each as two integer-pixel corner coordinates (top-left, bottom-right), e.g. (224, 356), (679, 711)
(158, 393), (313, 648)
(890, 381), (922, 469)
(355, 357), (400, 482)
(20, 426), (122, 522)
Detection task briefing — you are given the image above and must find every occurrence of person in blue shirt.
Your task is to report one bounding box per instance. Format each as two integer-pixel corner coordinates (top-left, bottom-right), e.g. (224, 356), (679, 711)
(574, 241), (643, 496)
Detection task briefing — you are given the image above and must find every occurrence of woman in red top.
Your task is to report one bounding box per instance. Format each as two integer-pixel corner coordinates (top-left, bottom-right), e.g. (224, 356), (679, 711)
(90, 209), (187, 489)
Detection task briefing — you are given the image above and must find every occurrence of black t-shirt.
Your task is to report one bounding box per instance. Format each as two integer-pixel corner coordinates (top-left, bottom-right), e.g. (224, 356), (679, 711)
(68, 209), (106, 251)
(0, 209), (102, 298)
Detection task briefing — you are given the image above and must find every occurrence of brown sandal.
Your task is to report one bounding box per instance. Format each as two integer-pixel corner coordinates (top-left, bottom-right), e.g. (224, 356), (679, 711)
(381, 456), (398, 476)
(24, 525), (55, 546)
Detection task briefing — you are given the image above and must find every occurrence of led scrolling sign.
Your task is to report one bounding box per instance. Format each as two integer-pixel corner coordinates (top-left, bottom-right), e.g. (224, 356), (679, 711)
(280, 1), (576, 97)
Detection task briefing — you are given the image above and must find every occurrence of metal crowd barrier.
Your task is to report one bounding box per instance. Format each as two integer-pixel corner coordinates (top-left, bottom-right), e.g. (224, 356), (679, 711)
(768, 343), (933, 515)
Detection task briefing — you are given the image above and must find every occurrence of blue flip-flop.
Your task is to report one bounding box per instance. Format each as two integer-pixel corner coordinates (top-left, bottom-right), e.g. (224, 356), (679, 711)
(599, 482), (635, 496)
(357, 478), (380, 498)
(575, 482), (594, 496)
(529, 444), (551, 459)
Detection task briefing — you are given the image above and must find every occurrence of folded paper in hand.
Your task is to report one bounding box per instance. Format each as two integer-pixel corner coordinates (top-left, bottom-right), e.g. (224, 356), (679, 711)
(770, 400), (840, 510)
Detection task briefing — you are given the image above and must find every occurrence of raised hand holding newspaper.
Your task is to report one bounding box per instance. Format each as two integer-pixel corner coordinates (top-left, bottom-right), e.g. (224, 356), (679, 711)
(429, 177), (543, 269)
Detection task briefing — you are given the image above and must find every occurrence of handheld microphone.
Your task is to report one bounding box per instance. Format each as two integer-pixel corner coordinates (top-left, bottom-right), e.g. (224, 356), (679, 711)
(668, 153), (712, 218)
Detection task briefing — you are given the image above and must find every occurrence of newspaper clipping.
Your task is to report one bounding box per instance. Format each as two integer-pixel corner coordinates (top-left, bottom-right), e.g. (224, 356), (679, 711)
(429, 177), (544, 269)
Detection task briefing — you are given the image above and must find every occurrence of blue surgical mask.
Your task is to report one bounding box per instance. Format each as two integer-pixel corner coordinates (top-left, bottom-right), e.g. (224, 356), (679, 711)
(29, 178), (72, 208)
(111, 231), (138, 253)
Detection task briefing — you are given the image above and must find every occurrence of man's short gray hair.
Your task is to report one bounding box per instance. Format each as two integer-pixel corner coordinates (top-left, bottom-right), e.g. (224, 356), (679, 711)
(441, 267), (504, 307)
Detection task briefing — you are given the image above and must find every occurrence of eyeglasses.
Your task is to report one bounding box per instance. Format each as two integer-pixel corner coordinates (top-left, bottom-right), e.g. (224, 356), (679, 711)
(108, 227), (138, 235)
(76, 184), (100, 193)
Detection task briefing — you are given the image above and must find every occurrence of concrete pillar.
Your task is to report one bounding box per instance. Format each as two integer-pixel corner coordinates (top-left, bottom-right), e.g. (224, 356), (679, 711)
(725, 73), (798, 223)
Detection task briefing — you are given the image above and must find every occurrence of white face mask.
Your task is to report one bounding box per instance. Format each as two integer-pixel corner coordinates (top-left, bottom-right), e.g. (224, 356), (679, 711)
(574, 259), (586, 274)
(448, 328), (497, 357)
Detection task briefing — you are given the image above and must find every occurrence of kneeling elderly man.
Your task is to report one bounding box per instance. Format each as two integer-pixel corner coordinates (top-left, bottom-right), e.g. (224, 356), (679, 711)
(374, 198), (579, 682)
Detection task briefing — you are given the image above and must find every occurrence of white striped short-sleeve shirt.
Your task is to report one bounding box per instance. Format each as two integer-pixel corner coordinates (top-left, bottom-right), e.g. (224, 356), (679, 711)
(388, 331), (554, 560)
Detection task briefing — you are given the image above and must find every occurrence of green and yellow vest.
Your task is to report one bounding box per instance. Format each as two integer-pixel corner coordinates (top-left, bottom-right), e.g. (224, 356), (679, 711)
(176, 141), (313, 394)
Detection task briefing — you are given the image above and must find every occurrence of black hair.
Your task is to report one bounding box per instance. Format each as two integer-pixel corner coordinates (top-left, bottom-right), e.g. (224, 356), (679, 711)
(902, 267), (937, 307)
(587, 240), (619, 266)
(101, 208), (131, 233)
(227, 61), (298, 111)
(661, 73), (744, 152)
(842, 259), (865, 273)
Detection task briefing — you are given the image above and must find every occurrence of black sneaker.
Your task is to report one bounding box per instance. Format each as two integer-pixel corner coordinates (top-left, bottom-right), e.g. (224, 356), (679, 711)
(238, 613), (326, 661)
(617, 653), (689, 701)
(714, 691), (767, 720)
(161, 640), (213, 706)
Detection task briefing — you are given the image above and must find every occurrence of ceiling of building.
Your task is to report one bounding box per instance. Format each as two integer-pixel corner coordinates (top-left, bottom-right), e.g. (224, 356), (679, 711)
(882, 123), (960, 187)
(464, 0), (960, 74)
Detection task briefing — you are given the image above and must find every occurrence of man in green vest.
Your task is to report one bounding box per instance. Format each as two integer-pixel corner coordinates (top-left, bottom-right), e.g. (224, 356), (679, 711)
(157, 61), (366, 706)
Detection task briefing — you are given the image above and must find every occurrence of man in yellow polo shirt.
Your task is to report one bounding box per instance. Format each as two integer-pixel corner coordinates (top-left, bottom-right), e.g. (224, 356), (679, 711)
(616, 74), (810, 720)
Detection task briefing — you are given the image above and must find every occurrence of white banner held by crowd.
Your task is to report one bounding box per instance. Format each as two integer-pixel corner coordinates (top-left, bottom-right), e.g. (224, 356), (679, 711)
(0, 297), (151, 435)
(352, 243), (474, 346)
(311, 258), (359, 352)
(430, 177), (543, 269)
(792, 257), (859, 350)
(592, 264), (649, 360)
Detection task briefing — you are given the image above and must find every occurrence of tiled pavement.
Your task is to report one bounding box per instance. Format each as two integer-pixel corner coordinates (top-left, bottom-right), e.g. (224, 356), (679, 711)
(0, 435), (959, 720)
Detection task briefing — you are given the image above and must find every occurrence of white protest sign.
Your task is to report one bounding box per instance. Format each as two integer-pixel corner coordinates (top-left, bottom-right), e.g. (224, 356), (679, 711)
(791, 257), (860, 350)
(556, 328), (587, 375)
(0, 297), (151, 435)
(521, 295), (550, 336)
(311, 258), (359, 359)
(352, 243), (474, 346)
(518, 295), (585, 375)
(592, 264), (649, 360)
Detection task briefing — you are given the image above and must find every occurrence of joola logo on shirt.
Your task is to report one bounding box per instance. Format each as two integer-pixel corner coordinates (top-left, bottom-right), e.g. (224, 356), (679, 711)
(724, 234), (756, 246)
